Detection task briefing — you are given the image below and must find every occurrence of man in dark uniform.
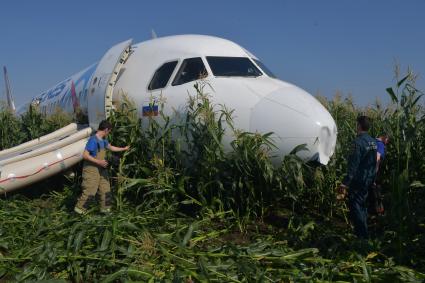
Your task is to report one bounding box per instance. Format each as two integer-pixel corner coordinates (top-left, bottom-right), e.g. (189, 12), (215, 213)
(337, 116), (377, 239)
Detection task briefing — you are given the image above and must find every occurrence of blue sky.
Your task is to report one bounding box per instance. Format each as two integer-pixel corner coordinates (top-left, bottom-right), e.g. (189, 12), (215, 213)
(0, 0), (424, 107)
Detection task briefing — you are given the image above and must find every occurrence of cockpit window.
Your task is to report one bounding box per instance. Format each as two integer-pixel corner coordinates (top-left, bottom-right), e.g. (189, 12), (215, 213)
(206, 56), (262, 77)
(172, 57), (208, 86)
(148, 60), (178, 90)
(253, 59), (276, 78)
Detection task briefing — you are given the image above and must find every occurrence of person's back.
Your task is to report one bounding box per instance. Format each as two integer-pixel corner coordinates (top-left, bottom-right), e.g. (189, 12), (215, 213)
(347, 133), (377, 194)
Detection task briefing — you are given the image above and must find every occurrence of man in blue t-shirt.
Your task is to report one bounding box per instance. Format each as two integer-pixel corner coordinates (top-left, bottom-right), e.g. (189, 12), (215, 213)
(368, 134), (389, 216)
(376, 134), (389, 172)
(74, 120), (130, 214)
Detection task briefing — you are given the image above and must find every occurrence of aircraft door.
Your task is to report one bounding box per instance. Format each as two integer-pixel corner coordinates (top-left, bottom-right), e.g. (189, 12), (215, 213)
(88, 39), (133, 129)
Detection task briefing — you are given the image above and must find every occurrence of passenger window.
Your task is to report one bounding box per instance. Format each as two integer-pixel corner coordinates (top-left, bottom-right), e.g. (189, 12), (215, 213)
(172, 57), (208, 86)
(148, 61), (178, 90)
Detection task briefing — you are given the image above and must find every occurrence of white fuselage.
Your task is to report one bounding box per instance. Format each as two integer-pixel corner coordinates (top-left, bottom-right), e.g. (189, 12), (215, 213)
(20, 35), (337, 165)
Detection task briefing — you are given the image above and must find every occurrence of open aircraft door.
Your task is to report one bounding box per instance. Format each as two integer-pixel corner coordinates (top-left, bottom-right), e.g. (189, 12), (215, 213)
(88, 39), (133, 129)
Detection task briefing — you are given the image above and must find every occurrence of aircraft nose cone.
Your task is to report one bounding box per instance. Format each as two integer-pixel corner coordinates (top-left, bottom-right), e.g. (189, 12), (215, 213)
(317, 122), (337, 164)
(249, 86), (337, 165)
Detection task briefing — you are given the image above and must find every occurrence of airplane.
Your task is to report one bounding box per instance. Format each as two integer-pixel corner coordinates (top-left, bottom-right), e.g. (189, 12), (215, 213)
(1, 34), (337, 193)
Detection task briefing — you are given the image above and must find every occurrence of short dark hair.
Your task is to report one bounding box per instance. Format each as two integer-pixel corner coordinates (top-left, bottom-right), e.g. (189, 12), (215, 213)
(98, 120), (113, 131)
(357, 115), (371, 131)
(378, 132), (390, 143)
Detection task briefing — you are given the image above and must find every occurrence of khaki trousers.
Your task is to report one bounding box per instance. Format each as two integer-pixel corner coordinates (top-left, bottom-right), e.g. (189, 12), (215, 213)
(76, 163), (111, 210)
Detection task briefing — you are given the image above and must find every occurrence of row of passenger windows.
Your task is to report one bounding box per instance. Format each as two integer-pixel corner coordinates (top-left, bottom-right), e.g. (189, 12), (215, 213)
(148, 56), (275, 91)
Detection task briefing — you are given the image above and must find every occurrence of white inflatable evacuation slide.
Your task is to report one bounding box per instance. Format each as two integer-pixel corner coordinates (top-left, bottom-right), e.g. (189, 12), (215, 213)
(0, 125), (92, 192)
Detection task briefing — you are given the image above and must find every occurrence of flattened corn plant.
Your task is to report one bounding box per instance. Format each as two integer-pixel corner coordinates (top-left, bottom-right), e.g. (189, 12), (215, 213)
(1, 190), (424, 282)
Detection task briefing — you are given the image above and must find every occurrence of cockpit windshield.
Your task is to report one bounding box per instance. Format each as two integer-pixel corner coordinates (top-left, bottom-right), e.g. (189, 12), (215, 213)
(252, 59), (277, 78)
(206, 57), (262, 77)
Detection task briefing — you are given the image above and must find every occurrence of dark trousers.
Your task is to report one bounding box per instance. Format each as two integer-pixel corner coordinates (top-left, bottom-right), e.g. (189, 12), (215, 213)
(348, 187), (368, 239)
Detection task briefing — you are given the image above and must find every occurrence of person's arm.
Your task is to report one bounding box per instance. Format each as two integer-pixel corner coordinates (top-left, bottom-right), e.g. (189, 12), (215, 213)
(83, 150), (108, 168)
(107, 145), (130, 152)
(337, 140), (362, 200)
(376, 152), (382, 173)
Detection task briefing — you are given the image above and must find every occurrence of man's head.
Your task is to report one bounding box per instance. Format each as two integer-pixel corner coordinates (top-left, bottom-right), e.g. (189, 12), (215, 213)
(378, 133), (390, 145)
(98, 120), (113, 136)
(356, 115), (371, 133)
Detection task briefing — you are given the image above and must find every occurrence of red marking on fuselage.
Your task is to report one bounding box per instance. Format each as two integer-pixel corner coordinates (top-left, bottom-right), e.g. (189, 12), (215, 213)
(70, 81), (79, 112)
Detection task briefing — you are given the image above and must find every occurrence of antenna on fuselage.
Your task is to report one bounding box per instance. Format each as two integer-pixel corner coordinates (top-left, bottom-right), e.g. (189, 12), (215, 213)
(3, 66), (16, 113)
(151, 29), (158, 39)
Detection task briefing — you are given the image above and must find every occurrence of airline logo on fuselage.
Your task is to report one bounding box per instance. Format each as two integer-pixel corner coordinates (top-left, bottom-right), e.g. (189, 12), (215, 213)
(31, 64), (98, 109)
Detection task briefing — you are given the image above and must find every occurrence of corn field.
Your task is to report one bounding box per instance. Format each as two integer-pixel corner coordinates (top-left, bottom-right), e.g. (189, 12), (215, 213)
(0, 71), (425, 282)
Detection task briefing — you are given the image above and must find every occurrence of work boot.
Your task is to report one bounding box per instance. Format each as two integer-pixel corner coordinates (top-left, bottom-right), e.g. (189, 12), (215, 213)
(74, 206), (87, 215)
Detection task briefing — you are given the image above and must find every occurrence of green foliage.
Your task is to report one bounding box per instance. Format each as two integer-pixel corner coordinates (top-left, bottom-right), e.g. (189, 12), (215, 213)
(109, 84), (319, 221)
(20, 104), (47, 140)
(383, 70), (425, 263)
(1, 70), (425, 281)
(1, 193), (424, 282)
(0, 103), (72, 150)
(0, 102), (23, 150)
